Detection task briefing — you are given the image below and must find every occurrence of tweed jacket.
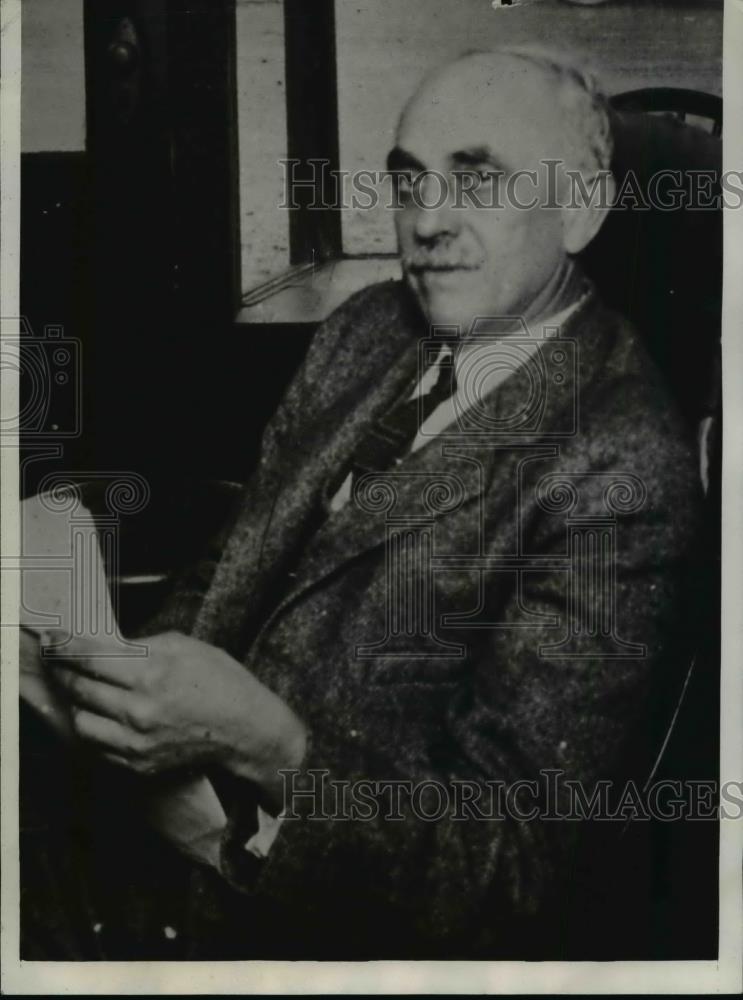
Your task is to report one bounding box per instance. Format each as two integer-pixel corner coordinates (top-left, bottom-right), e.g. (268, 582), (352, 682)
(149, 277), (701, 958)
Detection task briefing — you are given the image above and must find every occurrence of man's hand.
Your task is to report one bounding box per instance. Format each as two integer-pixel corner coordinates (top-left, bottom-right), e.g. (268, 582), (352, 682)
(48, 631), (306, 811)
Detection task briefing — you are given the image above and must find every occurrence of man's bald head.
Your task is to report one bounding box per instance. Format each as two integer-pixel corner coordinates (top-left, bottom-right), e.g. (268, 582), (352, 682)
(397, 48), (613, 180)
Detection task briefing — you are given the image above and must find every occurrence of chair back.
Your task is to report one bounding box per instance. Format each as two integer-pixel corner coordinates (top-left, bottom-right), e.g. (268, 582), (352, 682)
(582, 90), (722, 443)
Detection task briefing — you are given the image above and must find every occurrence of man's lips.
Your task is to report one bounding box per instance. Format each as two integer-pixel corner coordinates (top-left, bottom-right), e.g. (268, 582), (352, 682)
(407, 262), (481, 274)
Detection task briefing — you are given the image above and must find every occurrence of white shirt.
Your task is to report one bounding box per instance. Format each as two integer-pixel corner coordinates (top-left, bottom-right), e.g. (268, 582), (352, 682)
(329, 300), (582, 513)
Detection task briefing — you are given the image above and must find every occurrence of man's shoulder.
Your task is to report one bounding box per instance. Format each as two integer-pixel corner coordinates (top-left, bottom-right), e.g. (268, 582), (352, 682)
(318, 277), (412, 340)
(328, 277), (409, 321)
(571, 296), (699, 499)
(300, 278), (416, 385)
(580, 297), (685, 431)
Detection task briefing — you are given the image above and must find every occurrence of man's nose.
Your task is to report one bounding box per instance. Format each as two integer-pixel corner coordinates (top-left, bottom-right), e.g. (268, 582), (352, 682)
(412, 174), (460, 240)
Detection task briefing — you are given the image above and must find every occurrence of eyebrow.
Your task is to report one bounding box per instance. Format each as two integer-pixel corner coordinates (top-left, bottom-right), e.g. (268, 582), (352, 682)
(386, 144), (511, 174)
(386, 146), (425, 173)
(450, 146), (510, 173)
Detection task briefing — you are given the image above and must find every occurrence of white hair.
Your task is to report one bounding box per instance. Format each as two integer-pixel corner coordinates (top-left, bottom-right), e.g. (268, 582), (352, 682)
(458, 46), (614, 177)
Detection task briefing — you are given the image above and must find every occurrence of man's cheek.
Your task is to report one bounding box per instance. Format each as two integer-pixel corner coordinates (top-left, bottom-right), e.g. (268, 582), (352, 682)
(394, 213), (415, 250)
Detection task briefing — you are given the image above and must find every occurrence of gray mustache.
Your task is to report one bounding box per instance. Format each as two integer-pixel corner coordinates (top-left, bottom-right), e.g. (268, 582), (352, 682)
(403, 248), (483, 271)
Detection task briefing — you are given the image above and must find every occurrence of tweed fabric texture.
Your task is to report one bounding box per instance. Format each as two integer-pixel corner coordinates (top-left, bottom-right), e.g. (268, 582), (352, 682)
(145, 277), (701, 957)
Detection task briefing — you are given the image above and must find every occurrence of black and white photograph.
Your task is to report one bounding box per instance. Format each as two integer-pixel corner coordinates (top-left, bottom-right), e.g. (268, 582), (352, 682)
(1, 0), (742, 992)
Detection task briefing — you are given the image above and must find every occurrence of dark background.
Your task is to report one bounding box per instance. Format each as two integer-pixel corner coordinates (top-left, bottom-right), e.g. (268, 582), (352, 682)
(19, 0), (722, 961)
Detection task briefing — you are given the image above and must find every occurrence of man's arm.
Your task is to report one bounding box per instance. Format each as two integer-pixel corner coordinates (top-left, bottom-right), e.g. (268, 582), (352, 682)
(209, 427), (701, 954)
(50, 353), (702, 957)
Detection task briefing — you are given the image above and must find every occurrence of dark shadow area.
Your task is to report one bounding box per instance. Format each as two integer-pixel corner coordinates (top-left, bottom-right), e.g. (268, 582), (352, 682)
(18, 0), (721, 960)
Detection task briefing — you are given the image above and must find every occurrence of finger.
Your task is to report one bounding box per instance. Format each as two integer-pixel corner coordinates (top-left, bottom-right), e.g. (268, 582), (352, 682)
(20, 629), (41, 674)
(46, 638), (145, 689)
(53, 633), (126, 659)
(100, 752), (138, 771)
(53, 667), (133, 722)
(71, 708), (142, 756)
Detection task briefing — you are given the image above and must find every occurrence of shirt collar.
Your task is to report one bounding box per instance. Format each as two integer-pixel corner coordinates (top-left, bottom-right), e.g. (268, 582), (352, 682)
(453, 292), (587, 401)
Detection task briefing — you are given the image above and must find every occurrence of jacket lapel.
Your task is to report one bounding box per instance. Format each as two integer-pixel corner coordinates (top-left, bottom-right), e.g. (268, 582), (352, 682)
(282, 425), (492, 603)
(275, 284), (604, 611)
(192, 309), (423, 649)
(197, 281), (605, 650)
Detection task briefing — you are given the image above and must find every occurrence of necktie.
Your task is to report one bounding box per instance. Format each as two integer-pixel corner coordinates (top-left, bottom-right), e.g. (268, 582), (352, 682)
(328, 346), (457, 510)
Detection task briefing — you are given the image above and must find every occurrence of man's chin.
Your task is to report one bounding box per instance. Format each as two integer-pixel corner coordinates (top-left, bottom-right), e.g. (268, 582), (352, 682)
(417, 293), (477, 334)
(406, 274), (470, 327)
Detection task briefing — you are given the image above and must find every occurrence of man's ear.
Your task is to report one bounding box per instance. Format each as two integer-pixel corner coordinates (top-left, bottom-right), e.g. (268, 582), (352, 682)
(561, 171), (616, 254)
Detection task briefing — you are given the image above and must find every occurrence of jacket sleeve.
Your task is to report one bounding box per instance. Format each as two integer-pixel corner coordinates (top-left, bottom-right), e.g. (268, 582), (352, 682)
(133, 283), (394, 643)
(215, 399), (702, 957)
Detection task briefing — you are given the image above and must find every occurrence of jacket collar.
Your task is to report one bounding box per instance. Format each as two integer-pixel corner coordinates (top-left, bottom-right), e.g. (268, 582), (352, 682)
(195, 276), (605, 651)
(256, 279), (602, 628)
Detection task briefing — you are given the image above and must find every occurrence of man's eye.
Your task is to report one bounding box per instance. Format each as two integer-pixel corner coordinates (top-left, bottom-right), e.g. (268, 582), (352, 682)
(454, 168), (499, 184)
(450, 170), (503, 203)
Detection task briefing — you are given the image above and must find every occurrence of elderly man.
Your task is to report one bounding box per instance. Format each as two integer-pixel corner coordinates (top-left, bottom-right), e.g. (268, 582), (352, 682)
(45, 49), (700, 957)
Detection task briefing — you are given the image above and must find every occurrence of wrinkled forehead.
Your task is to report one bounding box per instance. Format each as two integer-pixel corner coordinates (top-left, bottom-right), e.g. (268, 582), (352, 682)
(396, 54), (569, 170)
